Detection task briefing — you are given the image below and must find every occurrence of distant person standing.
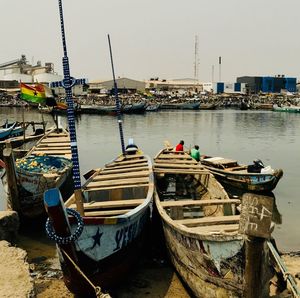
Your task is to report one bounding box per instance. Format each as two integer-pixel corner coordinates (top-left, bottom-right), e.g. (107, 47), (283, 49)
(190, 145), (200, 161)
(175, 140), (184, 151)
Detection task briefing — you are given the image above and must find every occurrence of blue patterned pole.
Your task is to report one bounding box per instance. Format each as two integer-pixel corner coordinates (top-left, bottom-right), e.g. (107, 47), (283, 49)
(55, 0), (83, 189)
(107, 34), (126, 155)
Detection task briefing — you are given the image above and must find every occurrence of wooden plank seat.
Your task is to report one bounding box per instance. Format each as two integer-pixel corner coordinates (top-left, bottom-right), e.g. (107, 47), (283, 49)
(106, 158), (148, 167)
(84, 209), (131, 217)
(84, 183), (149, 192)
(158, 154), (195, 160)
(161, 199), (241, 208)
(189, 224), (239, 234)
(175, 215), (240, 227)
(41, 138), (70, 143)
(100, 166), (149, 175)
(154, 163), (201, 169)
(32, 150), (72, 155)
(103, 162), (148, 170)
(155, 159), (198, 165)
(154, 169), (209, 175)
(69, 199), (145, 210)
(92, 170), (149, 182)
(86, 177), (149, 188)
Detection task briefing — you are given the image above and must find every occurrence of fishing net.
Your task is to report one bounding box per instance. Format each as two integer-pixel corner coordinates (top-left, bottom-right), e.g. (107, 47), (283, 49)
(16, 155), (72, 174)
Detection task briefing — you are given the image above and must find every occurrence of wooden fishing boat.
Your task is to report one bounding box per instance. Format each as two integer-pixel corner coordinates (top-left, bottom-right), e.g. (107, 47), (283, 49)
(145, 103), (160, 112)
(122, 102), (146, 114)
(273, 104), (300, 113)
(199, 103), (218, 110)
(201, 156), (283, 193)
(0, 121), (24, 141)
(81, 104), (117, 115)
(160, 101), (200, 110)
(153, 148), (288, 297)
(2, 127), (73, 218)
(45, 152), (154, 295)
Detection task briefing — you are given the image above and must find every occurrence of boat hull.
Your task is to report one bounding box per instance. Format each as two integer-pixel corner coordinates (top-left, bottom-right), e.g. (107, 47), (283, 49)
(207, 168), (283, 193)
(60, 207), (150, 295)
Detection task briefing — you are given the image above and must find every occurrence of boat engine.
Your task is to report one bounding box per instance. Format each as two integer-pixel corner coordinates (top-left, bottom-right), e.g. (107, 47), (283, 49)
(247, 159), (265, 173)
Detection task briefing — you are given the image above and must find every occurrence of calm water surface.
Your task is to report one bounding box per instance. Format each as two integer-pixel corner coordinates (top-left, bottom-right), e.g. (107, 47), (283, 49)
(0, 107), (299, 252)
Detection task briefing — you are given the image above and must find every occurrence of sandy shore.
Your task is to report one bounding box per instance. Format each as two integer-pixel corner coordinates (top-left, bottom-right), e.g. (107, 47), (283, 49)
(14, 227), (300, 298)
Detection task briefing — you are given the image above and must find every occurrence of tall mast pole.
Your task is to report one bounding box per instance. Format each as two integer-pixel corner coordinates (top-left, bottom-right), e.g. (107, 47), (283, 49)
(107, 34), (126, 155)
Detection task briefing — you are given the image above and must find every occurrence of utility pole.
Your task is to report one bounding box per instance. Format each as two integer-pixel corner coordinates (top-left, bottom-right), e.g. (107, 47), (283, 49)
(219, 56), (222, 82)
(194, 35), (199, 90)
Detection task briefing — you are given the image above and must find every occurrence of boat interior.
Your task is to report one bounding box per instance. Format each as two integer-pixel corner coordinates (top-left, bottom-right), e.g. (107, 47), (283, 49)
(154, 150), (241, 234)
(66, 153), (152, 218)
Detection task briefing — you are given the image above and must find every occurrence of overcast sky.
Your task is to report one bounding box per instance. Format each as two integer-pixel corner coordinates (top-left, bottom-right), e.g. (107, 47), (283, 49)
(1, 0), (300, 82)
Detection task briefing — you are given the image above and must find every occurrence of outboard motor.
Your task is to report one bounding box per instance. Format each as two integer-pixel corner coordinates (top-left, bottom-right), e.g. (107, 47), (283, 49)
(247, 159), (265, 173)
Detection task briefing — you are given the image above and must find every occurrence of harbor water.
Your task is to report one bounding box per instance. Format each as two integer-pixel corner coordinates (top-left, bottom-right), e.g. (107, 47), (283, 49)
(0, 107), (299, 252)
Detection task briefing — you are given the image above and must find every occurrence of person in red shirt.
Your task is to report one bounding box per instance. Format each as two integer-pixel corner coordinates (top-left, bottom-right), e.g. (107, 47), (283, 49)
(175, 140), (184, 151)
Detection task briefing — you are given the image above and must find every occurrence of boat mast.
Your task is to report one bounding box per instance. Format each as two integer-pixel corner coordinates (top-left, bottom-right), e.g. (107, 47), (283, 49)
(107, 34), (126, 155)
(51, 0), (86, 214)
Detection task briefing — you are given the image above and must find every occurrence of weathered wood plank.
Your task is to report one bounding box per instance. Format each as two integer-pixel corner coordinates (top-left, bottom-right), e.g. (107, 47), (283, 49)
(100, 166), (149, 175)
(93, 171), (149, 181)
(69, 199), (144, 210)
(104, 162), (148, 170)
(161, 199), (241, 208)
(86, 177), (149, 188)
(158, 154), (195, 160)
(84, 209), (131, 217)
(154, 163), (201, 169)
(32, 150), (71, 155)
(106, 158), (148, 167)
(155, 159), (198, 164)
(34, 147), (71, 151)
(175, 215), (240, 227)
(84, 183), (148, 192)
(41, 137), (70, 143)
(190, 224), (239, 233)
(154, 169), (209, 175)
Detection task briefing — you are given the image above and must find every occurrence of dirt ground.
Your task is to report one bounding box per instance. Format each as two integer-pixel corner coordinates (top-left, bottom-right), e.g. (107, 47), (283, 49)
(16, 228), (300, 298)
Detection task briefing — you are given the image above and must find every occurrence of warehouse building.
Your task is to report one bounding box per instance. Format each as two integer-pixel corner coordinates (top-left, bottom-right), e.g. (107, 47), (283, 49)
(237, 76), (297, 94)
(89, 78), (146, 94)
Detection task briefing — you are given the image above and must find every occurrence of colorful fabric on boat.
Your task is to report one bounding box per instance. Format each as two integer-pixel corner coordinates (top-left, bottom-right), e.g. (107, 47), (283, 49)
(20, 83), (46, 104)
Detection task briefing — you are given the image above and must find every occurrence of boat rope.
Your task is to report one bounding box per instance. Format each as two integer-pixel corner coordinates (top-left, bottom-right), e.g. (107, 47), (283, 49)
(267, 241), (300, 297)
(107, 34), (126, 155)
(61, 248), (111, 298)
(45, 208), (84, 245)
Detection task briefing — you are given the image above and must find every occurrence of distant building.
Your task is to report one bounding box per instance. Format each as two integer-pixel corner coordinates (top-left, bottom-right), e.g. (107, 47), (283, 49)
(89, 78), (145, 94)
(145, 78), (202, 92)
(237, 76), (297, 93)
(212, 82), (246, 94)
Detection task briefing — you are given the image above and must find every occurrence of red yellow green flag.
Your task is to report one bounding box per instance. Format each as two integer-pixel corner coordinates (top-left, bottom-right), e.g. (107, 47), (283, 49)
(20, 83), (46, 104)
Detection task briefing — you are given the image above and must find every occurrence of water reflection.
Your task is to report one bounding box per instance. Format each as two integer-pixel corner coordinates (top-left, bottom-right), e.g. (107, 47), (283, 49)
(0, 108), (299, 251)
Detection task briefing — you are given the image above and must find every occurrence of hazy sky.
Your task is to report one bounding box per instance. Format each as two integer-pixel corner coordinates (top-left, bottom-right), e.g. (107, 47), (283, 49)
(1, 0), (300, 82)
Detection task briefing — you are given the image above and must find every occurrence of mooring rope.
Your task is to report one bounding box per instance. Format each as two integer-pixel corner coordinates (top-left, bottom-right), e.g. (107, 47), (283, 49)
(267, 241), (300, 297)
(61, 248), (111, 298)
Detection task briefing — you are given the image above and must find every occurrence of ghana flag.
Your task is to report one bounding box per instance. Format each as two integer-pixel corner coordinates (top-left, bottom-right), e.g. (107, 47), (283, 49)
(20, 83), (46, 104)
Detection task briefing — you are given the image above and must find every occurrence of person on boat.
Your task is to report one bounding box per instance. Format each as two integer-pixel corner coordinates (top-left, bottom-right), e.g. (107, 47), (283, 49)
(175, 140), (184, 151)
(190, 145), (200, 161)
(125, 138), (139, 155)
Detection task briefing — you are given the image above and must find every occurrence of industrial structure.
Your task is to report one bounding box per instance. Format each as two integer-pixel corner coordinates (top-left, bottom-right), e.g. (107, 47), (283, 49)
(0, 55), (62, 83)
(237, 76), (297, 93)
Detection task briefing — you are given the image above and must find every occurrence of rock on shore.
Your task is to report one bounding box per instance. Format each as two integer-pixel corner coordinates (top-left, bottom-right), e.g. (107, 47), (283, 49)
(0, 211), (19, 243)
(0, 240), (35, 297)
